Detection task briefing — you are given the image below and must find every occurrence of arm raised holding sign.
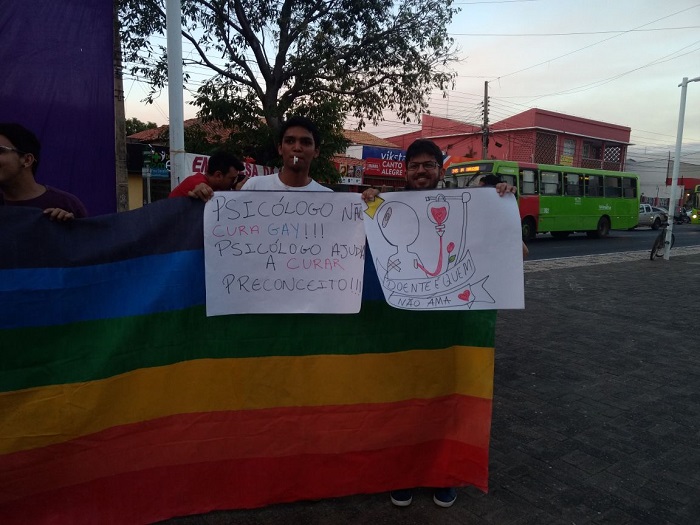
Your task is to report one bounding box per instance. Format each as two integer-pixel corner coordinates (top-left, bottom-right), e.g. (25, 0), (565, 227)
(360, 138), (524, 510)
(169, 151), (246, 202)
(361, 143), (526, 258)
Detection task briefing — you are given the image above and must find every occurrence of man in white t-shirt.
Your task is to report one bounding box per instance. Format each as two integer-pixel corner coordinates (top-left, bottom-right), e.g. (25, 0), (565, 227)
(242, 116), (332, 192)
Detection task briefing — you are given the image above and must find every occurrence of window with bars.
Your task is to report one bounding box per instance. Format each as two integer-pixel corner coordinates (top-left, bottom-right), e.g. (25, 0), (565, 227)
(604, 146), (621, 163)
(563, 139), (576, 157)
(535, 132), (557, 164)
(583, 141), (602, 160)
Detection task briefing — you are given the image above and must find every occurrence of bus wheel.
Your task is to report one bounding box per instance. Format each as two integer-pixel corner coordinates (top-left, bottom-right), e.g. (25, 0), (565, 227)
(521, 218), (536, 241)
(587, 217), (610, 238)
(551, 231), (570, 239)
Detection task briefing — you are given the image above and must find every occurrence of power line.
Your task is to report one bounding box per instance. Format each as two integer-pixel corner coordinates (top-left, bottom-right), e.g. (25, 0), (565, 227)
(452, 26), (700, 37)
(520, 42), (700, 103)
(487, 4), (700, 82)
(453, 0), (537, 4)
(121, 7), (700, 151)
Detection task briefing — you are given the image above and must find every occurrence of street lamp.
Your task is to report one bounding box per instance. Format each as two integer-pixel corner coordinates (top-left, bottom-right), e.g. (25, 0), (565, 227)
(664, 75), (700, 260)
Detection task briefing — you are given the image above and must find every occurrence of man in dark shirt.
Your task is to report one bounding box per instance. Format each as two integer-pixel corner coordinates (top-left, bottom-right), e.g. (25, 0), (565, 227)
(0, 123), (87, 220)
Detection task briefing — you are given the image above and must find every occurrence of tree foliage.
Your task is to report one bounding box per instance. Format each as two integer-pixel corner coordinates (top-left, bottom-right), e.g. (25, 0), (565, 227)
(125, 117), (158, 136)
(118, 0), (458, 180)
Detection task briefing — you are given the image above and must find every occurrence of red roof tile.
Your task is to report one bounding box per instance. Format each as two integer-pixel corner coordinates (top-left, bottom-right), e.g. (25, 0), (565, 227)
(343, 130), (399, 148)
(127, 118), (399, 149)
(127, 118), (234, 142)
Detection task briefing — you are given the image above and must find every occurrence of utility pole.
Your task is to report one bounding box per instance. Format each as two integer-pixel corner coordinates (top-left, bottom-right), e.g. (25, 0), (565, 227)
(166, 0), (186, 191)
(664, 75), (700, 260)
(481, 81), (489, 159)
(113, 3), (129, 212)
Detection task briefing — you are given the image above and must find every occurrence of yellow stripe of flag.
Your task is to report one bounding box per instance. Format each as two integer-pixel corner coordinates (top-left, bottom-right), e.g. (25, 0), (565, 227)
(0, 346), (493, 455)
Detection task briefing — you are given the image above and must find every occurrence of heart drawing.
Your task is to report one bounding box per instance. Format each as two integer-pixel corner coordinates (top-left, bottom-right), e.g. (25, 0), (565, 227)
(458, 289), (471, 301)
(430, 206), (448, 225)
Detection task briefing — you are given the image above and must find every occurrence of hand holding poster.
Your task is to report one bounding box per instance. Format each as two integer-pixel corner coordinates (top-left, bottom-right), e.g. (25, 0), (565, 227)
(204, 192), (366, 315)
(363, 188), (524, 310)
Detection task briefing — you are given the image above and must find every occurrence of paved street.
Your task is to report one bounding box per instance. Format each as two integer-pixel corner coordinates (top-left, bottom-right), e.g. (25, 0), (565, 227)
(162, 249), (700, 525)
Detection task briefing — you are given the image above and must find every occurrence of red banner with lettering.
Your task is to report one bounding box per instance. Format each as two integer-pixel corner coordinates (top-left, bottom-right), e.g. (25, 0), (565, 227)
(363, 158), (405, 178)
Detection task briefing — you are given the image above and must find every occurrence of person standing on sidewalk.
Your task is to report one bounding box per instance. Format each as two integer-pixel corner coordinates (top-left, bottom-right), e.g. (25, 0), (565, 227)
(241, 115), (332, 192)
(362, 139), (516, 508)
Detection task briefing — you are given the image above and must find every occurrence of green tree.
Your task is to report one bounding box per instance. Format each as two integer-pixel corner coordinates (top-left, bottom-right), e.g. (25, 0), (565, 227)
(118, 0), (458, 181)
(125, 117), (158, 136)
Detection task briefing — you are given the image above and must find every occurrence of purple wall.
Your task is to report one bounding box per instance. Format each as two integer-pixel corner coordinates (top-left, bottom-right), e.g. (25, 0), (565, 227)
(0, 1), (115, 215)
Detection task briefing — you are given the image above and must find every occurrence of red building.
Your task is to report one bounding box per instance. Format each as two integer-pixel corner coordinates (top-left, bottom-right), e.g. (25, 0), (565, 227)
(387, 109), (632, 172)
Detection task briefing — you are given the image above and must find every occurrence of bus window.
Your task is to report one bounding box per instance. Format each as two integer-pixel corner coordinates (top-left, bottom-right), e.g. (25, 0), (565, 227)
(586, 175), (603, 197)
(540, 171), (561, 195)
(500, 174), (517, 188)
(520, 169), (537, 195)
(622, 177), (637, 198)
(605, 176), (622, 197)
(565, 173), (583, 196)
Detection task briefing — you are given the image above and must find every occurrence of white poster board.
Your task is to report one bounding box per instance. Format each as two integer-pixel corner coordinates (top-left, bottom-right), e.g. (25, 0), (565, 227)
(204, 192), (366, 316)
(363, 188), (524, 310)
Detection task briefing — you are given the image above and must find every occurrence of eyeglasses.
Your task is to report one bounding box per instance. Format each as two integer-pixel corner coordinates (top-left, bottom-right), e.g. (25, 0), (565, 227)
(406, 161), (439, 172)
(0, 145), (20, 155)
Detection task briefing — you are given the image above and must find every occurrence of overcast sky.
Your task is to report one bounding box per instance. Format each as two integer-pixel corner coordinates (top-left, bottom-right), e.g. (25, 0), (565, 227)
(124, 0), (700, 163)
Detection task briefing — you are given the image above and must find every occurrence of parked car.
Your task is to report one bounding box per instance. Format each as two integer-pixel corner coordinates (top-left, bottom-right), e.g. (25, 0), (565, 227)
(638, 204), (665, 229)
(651, 207), (669, 221)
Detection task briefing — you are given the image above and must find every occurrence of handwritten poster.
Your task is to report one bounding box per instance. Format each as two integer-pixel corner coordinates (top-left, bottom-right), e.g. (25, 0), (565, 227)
(363, 188), (524, 311)
(204, 192), (366, 315)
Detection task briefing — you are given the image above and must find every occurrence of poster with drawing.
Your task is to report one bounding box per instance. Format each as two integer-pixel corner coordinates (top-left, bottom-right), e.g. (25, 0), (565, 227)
(204, 192), (366, 316)
(363, 188), (524, 310)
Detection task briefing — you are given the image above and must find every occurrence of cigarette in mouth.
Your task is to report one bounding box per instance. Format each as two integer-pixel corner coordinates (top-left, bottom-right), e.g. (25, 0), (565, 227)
(293, 156), (299, 165)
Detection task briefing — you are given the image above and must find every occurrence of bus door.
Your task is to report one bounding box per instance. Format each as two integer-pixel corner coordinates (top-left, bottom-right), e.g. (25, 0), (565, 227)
(518, 168), (539, 232)
(538, 170), (563, 232)
(585, 174), (605, 229)
(563, 172), (585, 230)
(603, 175), (623, 227)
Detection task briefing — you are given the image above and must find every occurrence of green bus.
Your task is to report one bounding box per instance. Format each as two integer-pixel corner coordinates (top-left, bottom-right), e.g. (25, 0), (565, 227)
(444, 160), (640, 240)
(689, 184), (700, 224)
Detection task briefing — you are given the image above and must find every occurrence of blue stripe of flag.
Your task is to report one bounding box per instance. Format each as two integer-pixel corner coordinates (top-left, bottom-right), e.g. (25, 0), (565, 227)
(0, 250), (204, 329)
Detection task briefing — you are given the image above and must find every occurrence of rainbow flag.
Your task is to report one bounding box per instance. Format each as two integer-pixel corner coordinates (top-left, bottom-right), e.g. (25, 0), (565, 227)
(0, 199), (495, 524)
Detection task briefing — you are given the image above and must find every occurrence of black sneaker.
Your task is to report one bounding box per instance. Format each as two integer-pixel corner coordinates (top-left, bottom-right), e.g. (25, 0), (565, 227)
(390, 489), (414, 507)
(433, 487), (457, 507)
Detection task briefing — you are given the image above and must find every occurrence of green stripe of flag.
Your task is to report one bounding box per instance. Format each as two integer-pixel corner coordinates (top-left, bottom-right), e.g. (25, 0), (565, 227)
(2, 303), (495, 392)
